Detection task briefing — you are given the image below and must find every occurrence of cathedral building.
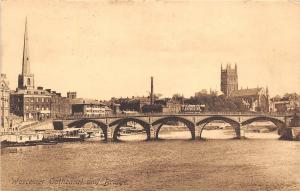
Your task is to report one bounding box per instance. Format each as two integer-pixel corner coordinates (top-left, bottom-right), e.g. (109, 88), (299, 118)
(220, 63), (269, 112)
(231, 87), (269, 112)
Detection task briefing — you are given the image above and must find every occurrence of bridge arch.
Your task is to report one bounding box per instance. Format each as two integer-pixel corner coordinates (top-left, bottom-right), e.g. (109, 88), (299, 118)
(241, 116), (286, 128)
(67, 119), (108, 141)
(152, 116), (195, 140)
(196, 116), (241, 139)
(109, 117), (151, 141)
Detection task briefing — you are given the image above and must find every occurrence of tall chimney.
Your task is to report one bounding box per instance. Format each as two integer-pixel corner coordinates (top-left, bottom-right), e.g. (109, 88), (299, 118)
(150, 76), (154, 105)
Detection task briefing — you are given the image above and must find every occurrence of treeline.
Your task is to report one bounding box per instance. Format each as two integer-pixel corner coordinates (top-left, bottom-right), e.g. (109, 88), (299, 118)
(185, 95), (249, 112)
(272, 93), (300, 101)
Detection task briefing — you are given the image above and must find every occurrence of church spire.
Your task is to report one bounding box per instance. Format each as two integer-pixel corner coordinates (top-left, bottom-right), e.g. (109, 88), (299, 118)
(22, 17), (30, 75)
(18, 17), (34, 90)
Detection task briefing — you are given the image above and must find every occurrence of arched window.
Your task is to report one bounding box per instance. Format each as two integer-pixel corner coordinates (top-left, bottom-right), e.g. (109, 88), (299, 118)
(27, 78), (31, 85)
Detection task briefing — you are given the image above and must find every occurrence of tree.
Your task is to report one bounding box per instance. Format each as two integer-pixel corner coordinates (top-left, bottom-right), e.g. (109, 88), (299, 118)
(283, 93), (299, 101)
(172, 93), (184, 100)
(185, 95), (250, 112)
(154, 93), (163, 99)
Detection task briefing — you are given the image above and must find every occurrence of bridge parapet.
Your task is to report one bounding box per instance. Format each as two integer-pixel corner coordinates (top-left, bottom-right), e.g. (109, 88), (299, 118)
(54, 112), (290, 121)
(53, 112), (290, 128)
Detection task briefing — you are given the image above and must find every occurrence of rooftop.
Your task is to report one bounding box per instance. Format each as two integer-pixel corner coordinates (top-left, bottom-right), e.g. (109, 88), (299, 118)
(231, 88), (263, 97)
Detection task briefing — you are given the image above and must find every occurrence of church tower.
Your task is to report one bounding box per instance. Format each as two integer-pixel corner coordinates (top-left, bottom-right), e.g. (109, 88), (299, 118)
(18, 18), (34, 90)
(220, 63), (238, 97)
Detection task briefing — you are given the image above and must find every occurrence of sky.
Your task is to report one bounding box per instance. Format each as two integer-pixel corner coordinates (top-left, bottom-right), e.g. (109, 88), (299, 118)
(1, 0), (300, 100)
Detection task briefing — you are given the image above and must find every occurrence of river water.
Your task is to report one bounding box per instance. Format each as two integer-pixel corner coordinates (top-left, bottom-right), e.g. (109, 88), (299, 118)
(1, 130), (300, 191)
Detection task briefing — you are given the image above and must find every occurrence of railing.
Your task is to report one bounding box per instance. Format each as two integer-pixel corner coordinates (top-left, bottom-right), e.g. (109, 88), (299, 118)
(54, 111), (295, 120)
(19, 119), (53, 131)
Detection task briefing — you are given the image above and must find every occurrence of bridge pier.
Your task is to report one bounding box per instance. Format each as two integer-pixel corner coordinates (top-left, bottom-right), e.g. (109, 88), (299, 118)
(106, 126), (115, 142)
(239, 127), (246, 139)
(278, 124), (293, 140)
(191, 128), (196, 140)
(233, 123), (242, 139)
(149, 125), (155, 141)
(102, 125), (108, 142)
(195, 127), (200, 140)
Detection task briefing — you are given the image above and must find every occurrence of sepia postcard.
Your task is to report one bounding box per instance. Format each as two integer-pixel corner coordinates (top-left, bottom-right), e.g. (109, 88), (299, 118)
(1, 0), (300, 191)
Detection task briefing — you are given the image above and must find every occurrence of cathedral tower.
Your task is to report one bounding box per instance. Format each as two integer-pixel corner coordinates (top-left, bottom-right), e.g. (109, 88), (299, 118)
(18, 18), (34, 90)
(221, 63), (238, 97)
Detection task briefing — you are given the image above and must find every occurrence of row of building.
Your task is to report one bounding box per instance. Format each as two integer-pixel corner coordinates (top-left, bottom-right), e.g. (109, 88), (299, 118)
(1, 21), (299, 133)
(195, 64), (299, 113)
(0, 21), (112, 132)
(1, 70), (112, 132)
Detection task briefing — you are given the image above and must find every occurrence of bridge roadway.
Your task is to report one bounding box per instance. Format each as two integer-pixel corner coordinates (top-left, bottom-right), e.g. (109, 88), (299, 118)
(53, 112), (292, 141)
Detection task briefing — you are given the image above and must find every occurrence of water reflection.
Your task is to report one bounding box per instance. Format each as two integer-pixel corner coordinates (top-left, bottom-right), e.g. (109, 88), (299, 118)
(117, 124), (148, 142)
(2, 138), (299, 191)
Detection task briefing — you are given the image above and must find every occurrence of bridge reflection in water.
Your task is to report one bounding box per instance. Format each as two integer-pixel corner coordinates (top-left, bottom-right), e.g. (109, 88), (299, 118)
(53, 112), (291, 142)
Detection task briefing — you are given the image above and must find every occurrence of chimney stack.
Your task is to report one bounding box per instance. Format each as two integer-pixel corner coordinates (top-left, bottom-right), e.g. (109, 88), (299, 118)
(150, 76), (154, 105)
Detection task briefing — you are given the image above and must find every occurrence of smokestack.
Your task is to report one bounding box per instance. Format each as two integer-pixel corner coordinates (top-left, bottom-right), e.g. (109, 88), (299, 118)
(150, 76), (154, 105)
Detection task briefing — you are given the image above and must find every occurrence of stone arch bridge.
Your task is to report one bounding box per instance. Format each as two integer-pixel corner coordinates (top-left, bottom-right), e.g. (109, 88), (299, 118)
(53, 113), (291, 142)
